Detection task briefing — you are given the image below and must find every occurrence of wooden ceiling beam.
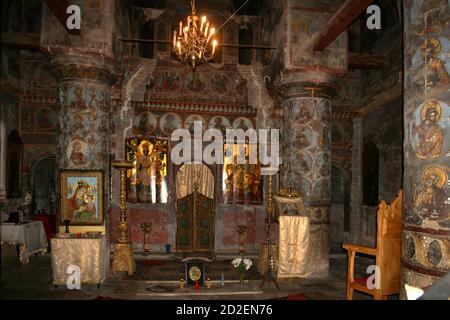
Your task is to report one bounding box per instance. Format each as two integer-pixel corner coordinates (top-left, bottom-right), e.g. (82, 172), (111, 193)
(43, 0), (81, 35)
(313, 0), (373, 52)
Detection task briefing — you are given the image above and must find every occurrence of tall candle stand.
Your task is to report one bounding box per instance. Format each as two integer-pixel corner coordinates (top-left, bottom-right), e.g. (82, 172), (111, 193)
(260, 167), (280, 290)
(111, 160), (136, 275)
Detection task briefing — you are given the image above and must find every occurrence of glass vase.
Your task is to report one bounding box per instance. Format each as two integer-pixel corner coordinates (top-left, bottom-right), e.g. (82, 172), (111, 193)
(239, 273), (245, 285)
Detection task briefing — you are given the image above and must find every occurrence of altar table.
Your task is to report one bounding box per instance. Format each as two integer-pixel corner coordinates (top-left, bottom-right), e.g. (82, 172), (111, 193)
(0, 221), (48, 264)
(51, 235), (108, 287)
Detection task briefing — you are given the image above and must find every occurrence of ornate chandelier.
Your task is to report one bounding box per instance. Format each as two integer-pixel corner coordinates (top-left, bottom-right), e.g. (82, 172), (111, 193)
(172, 0), (217, 70)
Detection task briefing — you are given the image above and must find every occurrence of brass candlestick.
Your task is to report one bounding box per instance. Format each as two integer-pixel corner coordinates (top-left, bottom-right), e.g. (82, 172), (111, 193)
(111, 160), (136, 275)
(260, 167), (280, 290)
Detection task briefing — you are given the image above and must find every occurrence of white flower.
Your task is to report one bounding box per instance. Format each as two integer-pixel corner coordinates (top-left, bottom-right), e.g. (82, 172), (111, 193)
(243, 258), (253, 270)
(231, 258), (242, 268)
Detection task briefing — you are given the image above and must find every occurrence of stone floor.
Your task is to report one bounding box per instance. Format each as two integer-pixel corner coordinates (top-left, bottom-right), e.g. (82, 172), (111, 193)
(0, 253), (389, 300)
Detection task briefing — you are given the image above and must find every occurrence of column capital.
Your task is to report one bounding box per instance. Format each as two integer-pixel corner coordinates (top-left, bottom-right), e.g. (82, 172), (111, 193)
(50, 52), (117, 85)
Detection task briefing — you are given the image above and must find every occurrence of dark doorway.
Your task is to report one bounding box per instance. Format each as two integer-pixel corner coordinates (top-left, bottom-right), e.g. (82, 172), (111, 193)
(362, 142), (379, 206)
(32, 156), (56, 216)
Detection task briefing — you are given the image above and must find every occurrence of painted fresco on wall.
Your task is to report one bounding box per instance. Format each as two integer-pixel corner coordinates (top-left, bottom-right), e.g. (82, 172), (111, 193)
(66, 138), (93, 166)
(126, 137), (168, 204)
(293, 126), (313, 150)
(211, 74), (230, 94)
(187, 73), (206, 92)
(232, 117), (254, 130)
(184, 115), (206, 134)
(162, 71), (181, 90)
(21, 105), (58, 133)
(293, 151), (312, 175)
(412, 165), (450, 224)
(209, 116), (231, 135)
(411, 37), (450, 93)
(160, 112), (182, 135)
(410, 100), (450, 159)
(282, 97), (331, 203)
(143, 66), (247, 105)
(133, 111), (157, 136)
(288, 9), (347, 73)
(223, 144), (262, 205)
(58, 82), (110, 170)
(413, 0), (450, 36)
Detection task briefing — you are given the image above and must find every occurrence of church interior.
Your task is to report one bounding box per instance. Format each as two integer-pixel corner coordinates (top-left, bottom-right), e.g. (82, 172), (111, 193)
(1, 0), (449, 301)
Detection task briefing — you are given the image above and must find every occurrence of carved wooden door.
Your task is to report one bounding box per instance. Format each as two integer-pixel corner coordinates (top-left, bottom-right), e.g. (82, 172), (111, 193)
(176, 187), (214, 254)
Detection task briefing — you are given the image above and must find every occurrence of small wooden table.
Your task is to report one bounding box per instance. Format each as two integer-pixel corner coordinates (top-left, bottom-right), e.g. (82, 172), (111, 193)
(51, 235), (108, 287)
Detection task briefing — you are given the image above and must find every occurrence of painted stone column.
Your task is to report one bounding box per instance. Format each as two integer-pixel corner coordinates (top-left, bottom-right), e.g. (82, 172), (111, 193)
(50, 53), (116, 225)
(401, 0), (450, 298)
(278, 81), (334, 277)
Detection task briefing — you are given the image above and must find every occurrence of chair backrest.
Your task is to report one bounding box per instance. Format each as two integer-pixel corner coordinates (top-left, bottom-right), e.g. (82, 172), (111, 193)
(376, 190), (403, 294)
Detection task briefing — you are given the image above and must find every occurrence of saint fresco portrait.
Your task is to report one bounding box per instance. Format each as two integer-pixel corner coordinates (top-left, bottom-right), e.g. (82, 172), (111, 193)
(133, 111), (157, 136)
(184, 115), (206, 134)
(208, 116), (231, 135)
(411, 37), (450, 93)
(66, 138), (92, 166)
(413, 165), (450, 222)
(223, 144), (262, 205)
(160, 113), (182, 135)
(411, 100), (449, 159)
(126, 137), (168, 203)
(60, 170), (103, 225)
(232, 117), (254, 131)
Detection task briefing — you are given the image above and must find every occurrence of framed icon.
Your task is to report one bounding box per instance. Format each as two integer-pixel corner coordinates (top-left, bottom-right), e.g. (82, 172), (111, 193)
(185, 261), (205, 286)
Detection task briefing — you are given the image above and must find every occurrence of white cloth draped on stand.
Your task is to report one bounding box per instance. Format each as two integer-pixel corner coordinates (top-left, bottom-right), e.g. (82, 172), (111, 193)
(277, 215), (311, 278)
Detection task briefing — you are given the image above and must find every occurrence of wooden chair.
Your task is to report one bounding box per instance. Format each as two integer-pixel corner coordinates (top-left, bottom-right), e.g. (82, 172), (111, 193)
(343, 190), (403, 300)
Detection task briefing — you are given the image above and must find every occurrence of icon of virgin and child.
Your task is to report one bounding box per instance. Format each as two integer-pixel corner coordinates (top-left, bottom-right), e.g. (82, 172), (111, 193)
(66, 180), (97, 222)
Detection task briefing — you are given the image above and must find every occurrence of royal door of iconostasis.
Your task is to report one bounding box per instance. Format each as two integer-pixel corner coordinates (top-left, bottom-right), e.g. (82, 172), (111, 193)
(175, 164), (214, 256)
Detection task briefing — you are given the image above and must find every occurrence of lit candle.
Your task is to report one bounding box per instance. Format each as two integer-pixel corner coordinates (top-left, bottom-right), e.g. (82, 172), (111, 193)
(176, 41), (181, 54)
(179, 21), (182, 35)
(207, 27), (215, 43)
(204, 22), (209, 37)
(200, 16), (206, 32)
(212, 39), (217, 55)
(187, 17), (191, 30)
(184, 26), (188, 41)
(173, 30), (177, 47)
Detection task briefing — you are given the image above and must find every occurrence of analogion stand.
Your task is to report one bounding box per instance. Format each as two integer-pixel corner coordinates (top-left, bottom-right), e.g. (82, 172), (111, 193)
(111, 160), (136, 275)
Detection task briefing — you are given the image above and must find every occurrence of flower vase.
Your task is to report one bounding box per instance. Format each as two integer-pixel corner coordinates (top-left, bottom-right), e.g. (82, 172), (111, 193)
(239, 273), (245, 285)
(143, 232), (150, 253)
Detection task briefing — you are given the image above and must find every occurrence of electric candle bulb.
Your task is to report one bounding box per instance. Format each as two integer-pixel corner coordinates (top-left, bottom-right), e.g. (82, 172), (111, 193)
(207, 27), (215, 42)
(184, 27), (188, 41)
(212, 39), (217, 55)
(179, 21), (182, 35)
(173, 31), (176, 47)
(204, 22), (209, 37)
(200, 16), (206, 32)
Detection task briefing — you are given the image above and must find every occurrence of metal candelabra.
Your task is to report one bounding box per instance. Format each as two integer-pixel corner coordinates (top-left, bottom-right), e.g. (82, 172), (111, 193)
(260, 171), (279, 290)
